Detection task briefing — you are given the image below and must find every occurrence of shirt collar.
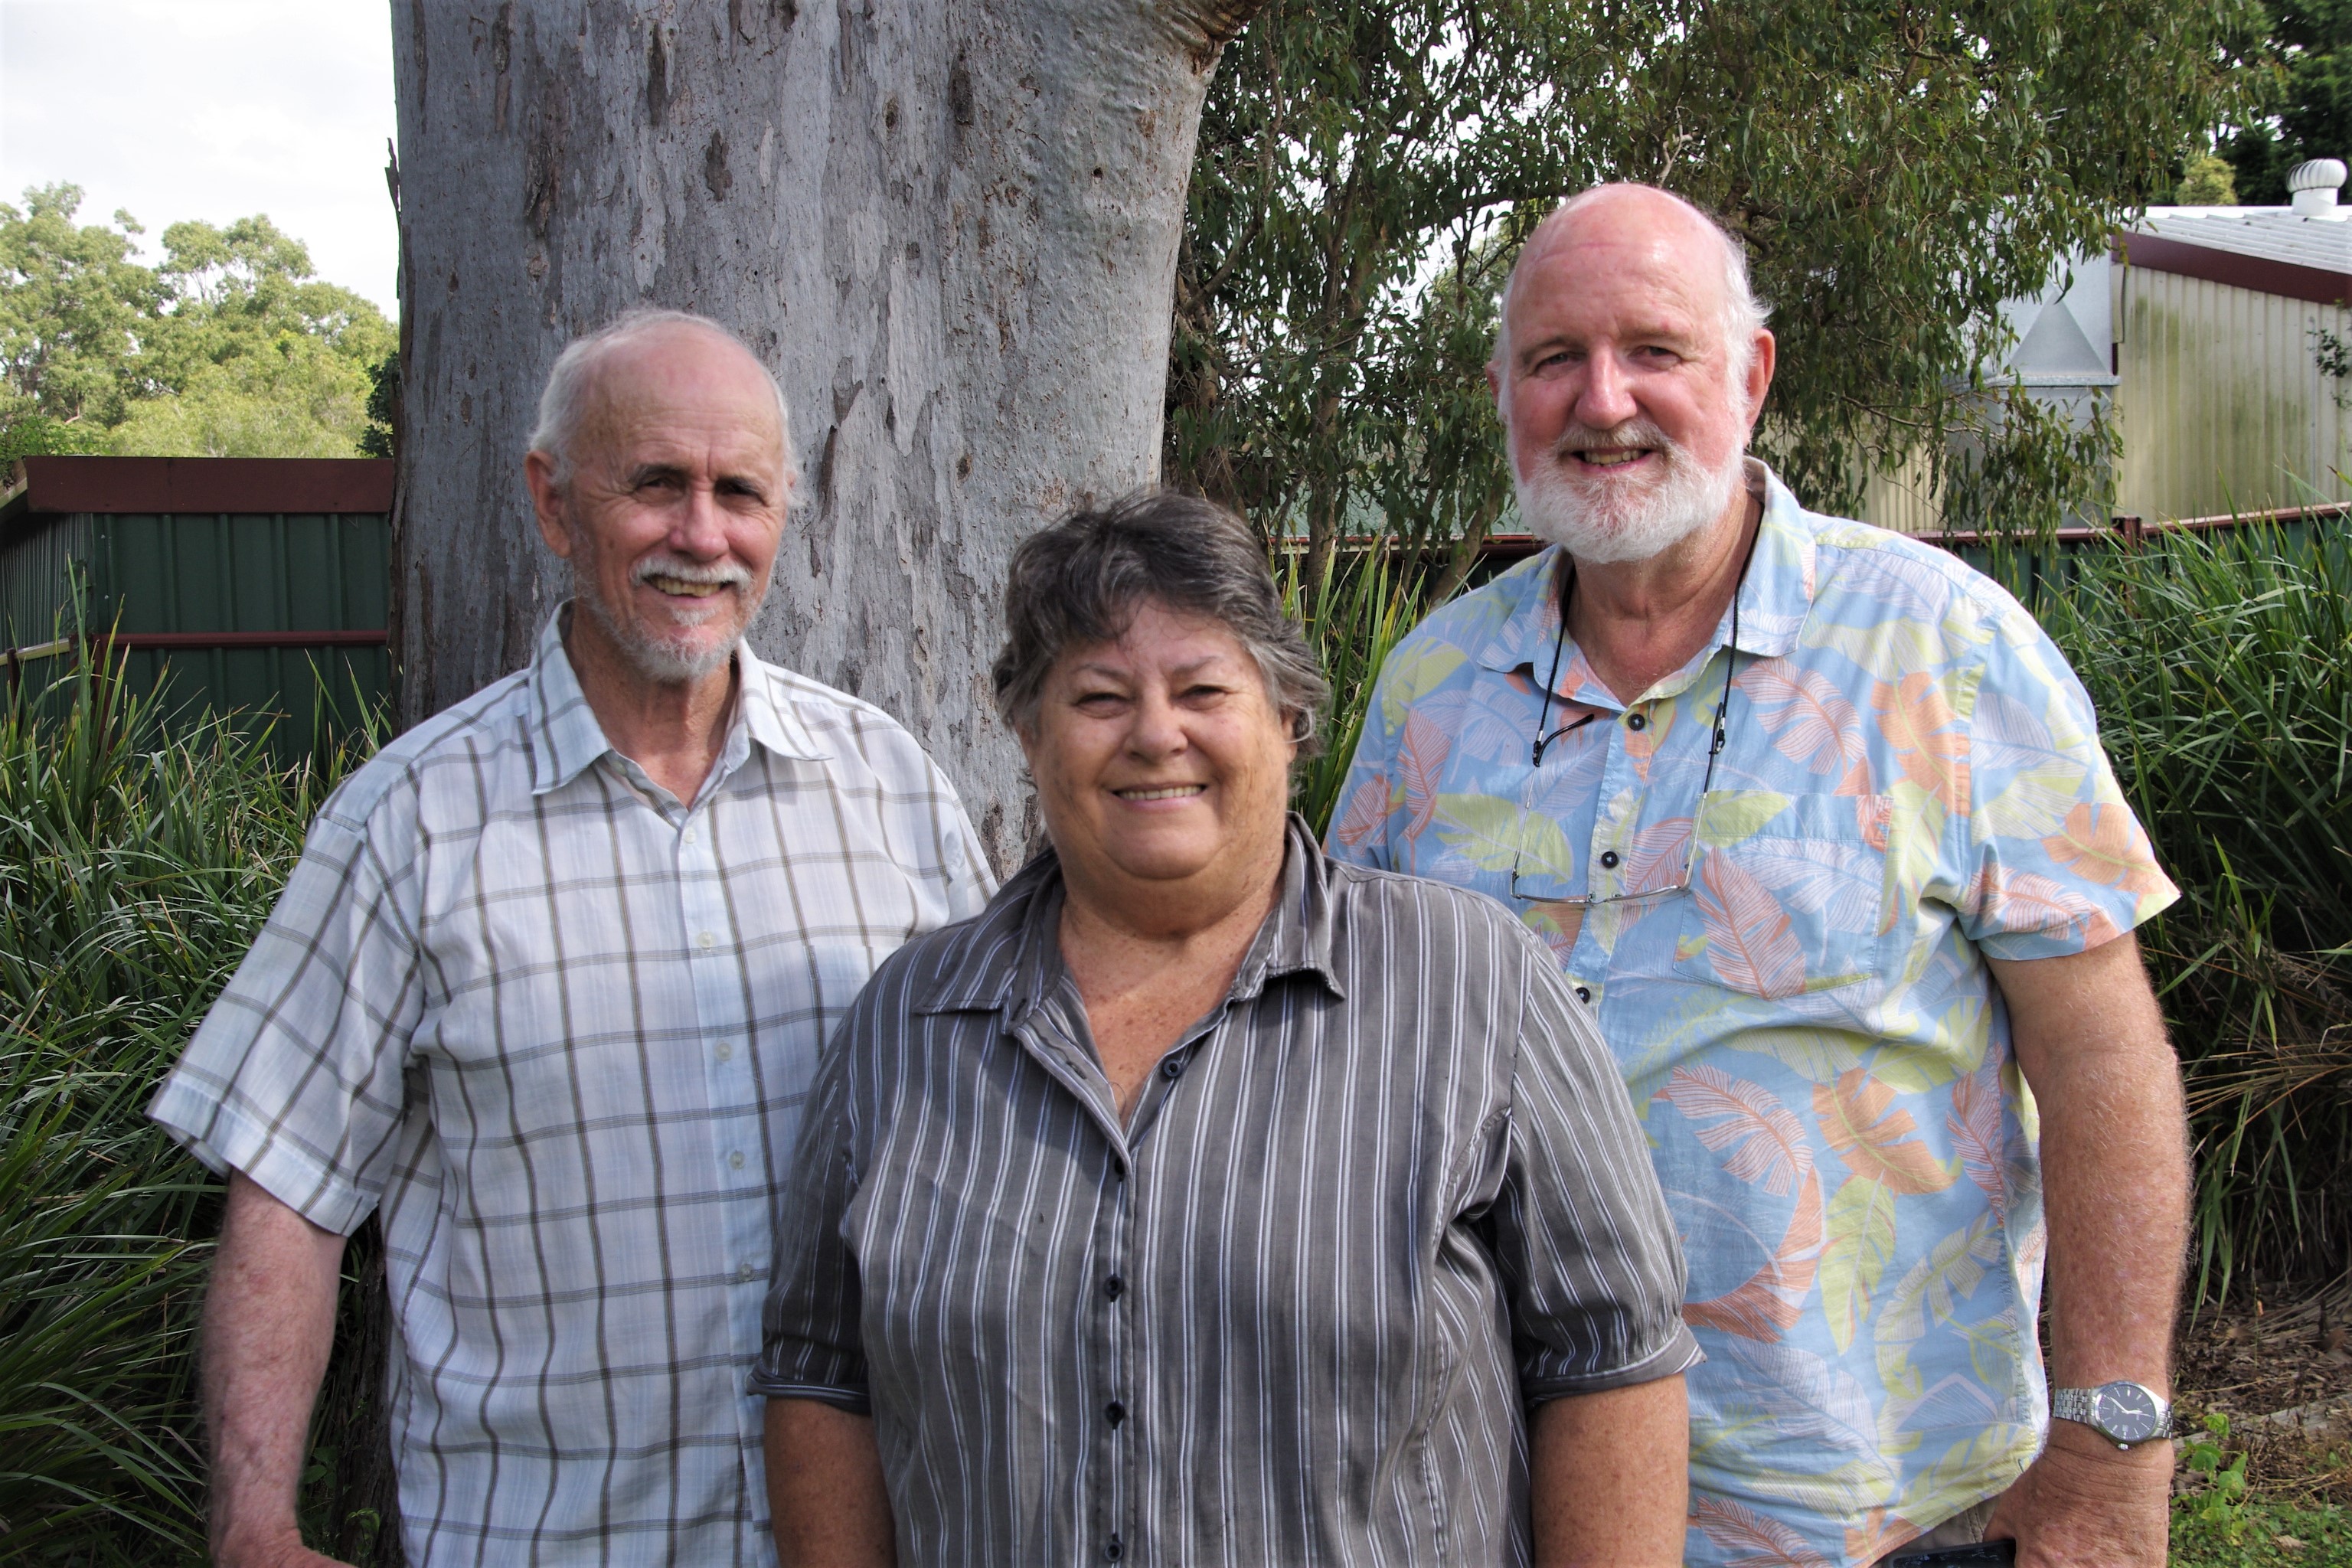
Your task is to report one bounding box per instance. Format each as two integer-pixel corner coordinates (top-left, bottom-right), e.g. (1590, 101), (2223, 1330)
(914, 814), (1344, 1018)
(524, 603), (829, 797)
(1471, 458), (1819, 702)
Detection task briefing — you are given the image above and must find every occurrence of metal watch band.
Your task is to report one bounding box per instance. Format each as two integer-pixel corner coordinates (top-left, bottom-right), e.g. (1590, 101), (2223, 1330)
(2051, 1381), (2173, 1447)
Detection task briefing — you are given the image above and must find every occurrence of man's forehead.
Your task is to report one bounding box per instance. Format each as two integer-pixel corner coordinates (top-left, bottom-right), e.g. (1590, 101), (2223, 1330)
(580, 336), (785, 452)
(1508, 224), (1719, 332)
(1508, 191), (1723, 313)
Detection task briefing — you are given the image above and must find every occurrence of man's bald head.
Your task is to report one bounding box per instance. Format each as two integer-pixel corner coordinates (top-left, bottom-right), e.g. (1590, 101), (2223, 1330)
(530, 309), (799, 493)
(1494, 185), (1770, 392)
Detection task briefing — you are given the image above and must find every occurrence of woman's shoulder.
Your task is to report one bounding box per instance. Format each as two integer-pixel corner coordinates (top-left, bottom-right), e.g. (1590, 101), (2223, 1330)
(1320, 854), (1551, 961)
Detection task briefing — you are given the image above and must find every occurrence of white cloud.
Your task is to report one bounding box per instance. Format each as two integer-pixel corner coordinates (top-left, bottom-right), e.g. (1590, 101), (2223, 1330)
(0, 0), (397, 313)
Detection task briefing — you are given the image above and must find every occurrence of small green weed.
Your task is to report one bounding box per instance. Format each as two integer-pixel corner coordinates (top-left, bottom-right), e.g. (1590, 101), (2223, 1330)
(2172, 1498), (2352, 1565)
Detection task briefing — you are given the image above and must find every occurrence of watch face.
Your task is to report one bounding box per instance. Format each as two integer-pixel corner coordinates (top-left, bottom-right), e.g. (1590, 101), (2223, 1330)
(2093, 1383), (2166, 1442)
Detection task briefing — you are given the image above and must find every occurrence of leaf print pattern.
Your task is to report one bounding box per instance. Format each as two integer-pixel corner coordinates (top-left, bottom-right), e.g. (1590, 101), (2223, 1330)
(2044, 802), (2170, 899)
(1396, 708), (1452, 842)
(1741, 661), (1867, 781)
(1843, 1509), (1922, 1565)
(1695, 854), (1807, 998)
(1325, 469), (2180, 1565)
(1820, 1175), (1900, 1354)
(1816, 1070), (1955, 1195)
(1332, 773), (1392, 848)
(1873, 671), (1971, 811)
(1692, 1497), (1837, 1568)
(1684, 1170), (1824, 1342)
(1657, 1067), (1813, 1195)
(1948, 1065), (2007, 1214)
(1620, 815), (1694, 896)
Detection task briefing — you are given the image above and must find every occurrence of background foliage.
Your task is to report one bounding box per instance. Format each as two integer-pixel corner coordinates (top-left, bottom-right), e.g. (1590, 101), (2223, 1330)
(1170, 0), (2262, 590)
(0, 651), (394, 1564)
(0, 185), (395, 462)
(2225, 0), (2351, 205)
(2027, 522), (2352, 1305)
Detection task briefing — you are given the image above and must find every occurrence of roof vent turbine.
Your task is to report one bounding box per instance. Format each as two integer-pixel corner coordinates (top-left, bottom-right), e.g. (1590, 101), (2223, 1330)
(2287, 158), (2347, 219)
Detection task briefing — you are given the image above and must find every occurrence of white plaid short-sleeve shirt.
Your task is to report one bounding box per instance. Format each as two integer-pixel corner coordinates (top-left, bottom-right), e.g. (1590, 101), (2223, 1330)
(151, 608), (994, 1566)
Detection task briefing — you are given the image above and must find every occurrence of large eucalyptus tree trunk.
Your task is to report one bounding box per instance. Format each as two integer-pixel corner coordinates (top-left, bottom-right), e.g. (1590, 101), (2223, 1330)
(390, 0), (1257, 868)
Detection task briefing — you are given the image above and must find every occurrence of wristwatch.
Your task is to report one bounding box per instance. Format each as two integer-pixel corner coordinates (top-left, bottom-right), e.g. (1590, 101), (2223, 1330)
(2050, 1380), (2173, 1449)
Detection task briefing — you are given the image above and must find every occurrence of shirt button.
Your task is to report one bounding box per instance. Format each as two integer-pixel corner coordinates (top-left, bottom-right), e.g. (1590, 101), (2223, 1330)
(1103, 1274), (1125, 1302)
(683, 826), (697, 845)
(1105, 1536), (1124, 1563)
(1105, 1400), (1125, 1427)
(1575, 985), (1592, 1003)
(736, 1263), (755, 1283)
(1627, 711), (1647, 730)
(1599, 850), (1620, 869)
(728, 1150), (746, 1170)
(697, 931), (715, 951)
(1160, 1056), (1186, 1081)
(715, 1041), (733, 1061)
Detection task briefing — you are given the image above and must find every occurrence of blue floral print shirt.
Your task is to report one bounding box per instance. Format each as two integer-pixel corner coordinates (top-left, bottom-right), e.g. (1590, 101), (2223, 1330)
(1328, 462), (2178, 1566)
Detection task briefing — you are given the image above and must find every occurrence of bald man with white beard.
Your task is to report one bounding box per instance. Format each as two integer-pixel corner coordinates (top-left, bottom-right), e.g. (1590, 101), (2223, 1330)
(152, 310), (992, 1567)
(1329, 186), (2189, 1567)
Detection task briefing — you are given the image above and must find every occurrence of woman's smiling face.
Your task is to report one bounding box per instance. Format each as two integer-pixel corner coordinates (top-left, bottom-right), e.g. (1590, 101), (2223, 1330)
(1023, 599), (1298, 896)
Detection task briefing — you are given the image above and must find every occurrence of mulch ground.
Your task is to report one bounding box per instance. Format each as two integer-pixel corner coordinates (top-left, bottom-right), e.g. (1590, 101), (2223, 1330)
(2173, 1275), (2352, 1506)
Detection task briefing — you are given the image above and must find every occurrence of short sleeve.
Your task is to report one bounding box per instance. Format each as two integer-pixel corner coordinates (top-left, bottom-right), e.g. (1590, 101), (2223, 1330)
(1490, 928), (1702, 1398)
(1942, 606), (2179, 961)
(145, 781), (426, 1236)
(752, 1027), (871, 1412)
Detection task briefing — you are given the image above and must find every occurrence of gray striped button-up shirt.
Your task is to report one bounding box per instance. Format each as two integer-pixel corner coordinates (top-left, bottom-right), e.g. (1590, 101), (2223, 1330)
(150, 609), (993, 1566)
(754, 817), (1698, 1566)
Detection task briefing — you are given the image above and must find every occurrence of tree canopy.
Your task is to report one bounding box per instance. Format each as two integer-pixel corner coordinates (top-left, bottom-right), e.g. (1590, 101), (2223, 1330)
(2227, 0), (2351, 204)
(1169, 0), (2260, 565)
(0, 185), (395, 462)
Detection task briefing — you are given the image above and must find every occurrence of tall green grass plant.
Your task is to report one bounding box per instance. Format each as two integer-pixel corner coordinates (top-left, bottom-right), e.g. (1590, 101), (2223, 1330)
(0, 648), (368, 1561)
(2028, 518), (2352, 1305)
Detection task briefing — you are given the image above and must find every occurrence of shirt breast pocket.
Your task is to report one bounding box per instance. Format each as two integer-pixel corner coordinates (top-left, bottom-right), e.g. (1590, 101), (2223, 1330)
(1674, 790), (1894, 998)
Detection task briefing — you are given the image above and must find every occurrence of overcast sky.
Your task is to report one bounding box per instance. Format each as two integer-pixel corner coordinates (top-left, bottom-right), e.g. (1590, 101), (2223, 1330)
(0, 0), (397, 313)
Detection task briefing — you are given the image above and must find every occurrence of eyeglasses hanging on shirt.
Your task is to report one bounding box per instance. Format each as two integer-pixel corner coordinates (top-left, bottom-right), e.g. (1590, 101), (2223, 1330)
(1507, 525), (1759, 907)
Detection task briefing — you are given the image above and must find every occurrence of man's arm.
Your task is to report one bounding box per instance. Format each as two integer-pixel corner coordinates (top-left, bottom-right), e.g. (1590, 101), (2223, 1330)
(765, 1398), (894, 1567)
(1984, 931), (2187, 1568)
(202, 1171), (351, 1568)
(1530, 1376), (1690, 1565)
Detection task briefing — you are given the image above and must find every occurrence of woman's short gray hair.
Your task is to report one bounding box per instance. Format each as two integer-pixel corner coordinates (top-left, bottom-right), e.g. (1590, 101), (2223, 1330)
(530, 307), (798, 488)
(992, 492), (1331, 756)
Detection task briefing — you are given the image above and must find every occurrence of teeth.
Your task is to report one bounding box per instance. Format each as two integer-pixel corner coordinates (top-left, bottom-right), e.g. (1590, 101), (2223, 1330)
(1576, 450), (1647, 467)
(1119, 786), (1205, 800)
(647, 575), (726, 597)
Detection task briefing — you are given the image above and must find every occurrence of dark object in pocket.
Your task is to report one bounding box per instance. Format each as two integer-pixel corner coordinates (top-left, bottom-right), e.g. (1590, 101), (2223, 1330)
(1880, 1541), (2017, 1568)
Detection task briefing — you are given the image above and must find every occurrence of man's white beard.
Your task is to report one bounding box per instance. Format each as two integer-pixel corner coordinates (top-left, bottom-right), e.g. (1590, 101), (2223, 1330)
(1512, 418), (1746, 565)
(580, 551), (762, 684)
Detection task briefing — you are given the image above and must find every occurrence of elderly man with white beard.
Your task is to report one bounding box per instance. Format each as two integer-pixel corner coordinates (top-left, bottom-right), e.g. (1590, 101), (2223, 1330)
(1328, 185), (2190, 1567)
(151, 309), (992, 1567)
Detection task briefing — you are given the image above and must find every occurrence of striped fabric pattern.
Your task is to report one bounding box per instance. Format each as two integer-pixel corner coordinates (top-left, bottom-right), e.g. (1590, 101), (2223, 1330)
(755, 818), (1700, 1567)
(149, 608), (994, 1567)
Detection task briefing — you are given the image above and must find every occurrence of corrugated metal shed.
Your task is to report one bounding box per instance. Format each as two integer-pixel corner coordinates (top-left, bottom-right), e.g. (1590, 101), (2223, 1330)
(1856, 191), (2351, 533)
(0, 457), (395, 759)
(2113, 203), (2351, 521)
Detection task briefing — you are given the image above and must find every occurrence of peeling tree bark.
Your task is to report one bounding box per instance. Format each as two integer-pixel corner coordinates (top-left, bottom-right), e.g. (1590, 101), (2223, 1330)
(392, 0), (1261, 869)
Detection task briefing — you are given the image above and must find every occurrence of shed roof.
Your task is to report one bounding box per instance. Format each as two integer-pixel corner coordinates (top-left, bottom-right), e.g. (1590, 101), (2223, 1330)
(2121, 207), (2350, 306)
(0, 456), (394, 535)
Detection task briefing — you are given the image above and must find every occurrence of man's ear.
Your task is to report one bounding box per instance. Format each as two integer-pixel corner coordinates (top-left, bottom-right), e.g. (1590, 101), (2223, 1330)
(525, 450), (576, 560)
(1743, 330), (1778, 426)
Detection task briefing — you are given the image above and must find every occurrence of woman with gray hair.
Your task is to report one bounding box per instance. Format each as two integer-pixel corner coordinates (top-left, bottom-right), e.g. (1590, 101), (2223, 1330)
(756, 492), (1699, 1566)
